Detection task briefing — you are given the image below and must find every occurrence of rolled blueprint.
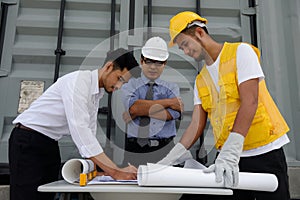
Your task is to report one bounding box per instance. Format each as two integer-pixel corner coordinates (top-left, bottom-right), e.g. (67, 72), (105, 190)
(138, 163), (278, 192)
(62, 159), (95, 184)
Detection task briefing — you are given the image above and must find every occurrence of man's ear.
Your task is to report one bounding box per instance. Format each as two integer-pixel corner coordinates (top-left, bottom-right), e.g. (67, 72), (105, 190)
(103, 61), (114, 72)
(194, 27), (204, 40)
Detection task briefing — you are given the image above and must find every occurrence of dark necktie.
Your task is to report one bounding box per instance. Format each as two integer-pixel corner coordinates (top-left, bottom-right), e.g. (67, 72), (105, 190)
(137, 81), (155, 147)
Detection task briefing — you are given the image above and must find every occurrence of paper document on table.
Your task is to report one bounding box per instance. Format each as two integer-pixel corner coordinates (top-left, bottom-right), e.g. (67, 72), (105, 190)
(62, 159), (137, 185)
(183, 158), (207, 169)
(62, 159), (96, 185)
(88, 176), (137, 185)
(137, 160), (278, 192)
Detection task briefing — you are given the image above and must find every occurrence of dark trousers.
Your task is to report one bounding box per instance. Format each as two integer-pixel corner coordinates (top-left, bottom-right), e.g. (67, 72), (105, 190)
(180, 147), (290, 200)
(123, 137), (175, 166)
(9, 127), (61, 200)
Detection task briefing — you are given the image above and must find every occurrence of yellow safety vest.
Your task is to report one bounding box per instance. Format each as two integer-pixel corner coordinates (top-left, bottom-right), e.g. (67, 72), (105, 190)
(196, 42), (289, 150)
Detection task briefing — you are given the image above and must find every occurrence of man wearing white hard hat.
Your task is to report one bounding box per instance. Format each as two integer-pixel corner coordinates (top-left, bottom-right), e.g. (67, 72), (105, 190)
(121, 37), (184, 166)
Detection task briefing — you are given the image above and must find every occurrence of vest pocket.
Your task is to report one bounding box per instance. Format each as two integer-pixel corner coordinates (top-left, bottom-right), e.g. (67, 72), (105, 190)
(216, 103), (274, 150)
(219, 73), (239, 102)
(244, 104), (274, 149)
(199, 87), (213, 112)
(215, 111), (236, 149)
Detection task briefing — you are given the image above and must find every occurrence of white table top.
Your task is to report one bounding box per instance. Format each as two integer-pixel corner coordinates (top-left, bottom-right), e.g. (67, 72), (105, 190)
(38, 180), (233, 195)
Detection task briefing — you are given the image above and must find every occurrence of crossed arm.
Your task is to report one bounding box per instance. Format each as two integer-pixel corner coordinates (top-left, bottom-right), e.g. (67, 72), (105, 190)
(123, 97), (184, 123)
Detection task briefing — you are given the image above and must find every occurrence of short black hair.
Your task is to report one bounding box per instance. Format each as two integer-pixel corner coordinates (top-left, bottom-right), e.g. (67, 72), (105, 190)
(104, 48), (140, 78)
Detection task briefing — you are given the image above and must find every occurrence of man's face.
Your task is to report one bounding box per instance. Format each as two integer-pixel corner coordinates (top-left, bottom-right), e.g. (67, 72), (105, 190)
(141, 57), (166, 81)
(103, 68), (131, 93)
(175, 33), (205, 61)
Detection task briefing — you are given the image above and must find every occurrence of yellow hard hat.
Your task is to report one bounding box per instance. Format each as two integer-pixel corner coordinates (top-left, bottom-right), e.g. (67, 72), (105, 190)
(169, 11), (208, 47)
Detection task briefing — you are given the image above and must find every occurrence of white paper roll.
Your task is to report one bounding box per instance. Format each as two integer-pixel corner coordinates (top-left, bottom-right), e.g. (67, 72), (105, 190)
(138, 163), (278, 192)
(62, 159), (95, 184)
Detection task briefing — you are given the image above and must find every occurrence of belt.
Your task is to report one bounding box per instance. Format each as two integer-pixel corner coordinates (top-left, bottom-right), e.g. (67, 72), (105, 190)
(15, 123), (56, 143)
(15, 123), (37, 132)
(126, 137), (174, 147)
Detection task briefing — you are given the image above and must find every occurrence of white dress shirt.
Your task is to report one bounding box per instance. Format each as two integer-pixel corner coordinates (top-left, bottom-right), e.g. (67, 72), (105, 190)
(13, 69), (105, 158)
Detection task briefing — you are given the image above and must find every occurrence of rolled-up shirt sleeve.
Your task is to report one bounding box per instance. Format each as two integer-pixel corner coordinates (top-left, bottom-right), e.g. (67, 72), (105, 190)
(121, 80), (139, 110)
(61, 71), (103, 158)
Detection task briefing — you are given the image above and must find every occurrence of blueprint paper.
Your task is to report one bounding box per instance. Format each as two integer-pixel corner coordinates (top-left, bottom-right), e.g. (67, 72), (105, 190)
(62, 159), (95, 184)
(61, 159), (137, 185)
(88, 176), (137, 185)
(137, 162), (278, 192)
(183, 158), (207, 169)
(62, 158), (278, 191)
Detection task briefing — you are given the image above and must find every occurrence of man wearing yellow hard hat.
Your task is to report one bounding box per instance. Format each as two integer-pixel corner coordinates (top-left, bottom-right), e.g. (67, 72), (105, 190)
(158, 11), (290, 200)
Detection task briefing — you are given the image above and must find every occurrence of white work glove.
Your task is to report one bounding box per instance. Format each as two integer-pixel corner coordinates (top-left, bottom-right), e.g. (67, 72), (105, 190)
(157, 143), (193, 166)
(203, 132), (244, 188)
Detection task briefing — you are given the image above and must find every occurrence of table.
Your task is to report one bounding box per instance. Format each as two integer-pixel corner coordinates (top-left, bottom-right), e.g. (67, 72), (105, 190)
(38, 180), (233, 200)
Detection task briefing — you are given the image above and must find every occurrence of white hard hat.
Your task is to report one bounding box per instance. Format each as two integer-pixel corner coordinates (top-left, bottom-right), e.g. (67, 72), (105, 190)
(141, 37), (169, 61)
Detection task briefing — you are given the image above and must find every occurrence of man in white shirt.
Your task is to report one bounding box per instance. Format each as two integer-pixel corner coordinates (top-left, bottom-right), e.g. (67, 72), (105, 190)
(9, 48), (140, 200)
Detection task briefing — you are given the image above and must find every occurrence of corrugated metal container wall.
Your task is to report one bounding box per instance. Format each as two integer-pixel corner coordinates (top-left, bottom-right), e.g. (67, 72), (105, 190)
(0, 1), (300, 196)
(258, 0), (300, 164)
(257, 1), (300, 197)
